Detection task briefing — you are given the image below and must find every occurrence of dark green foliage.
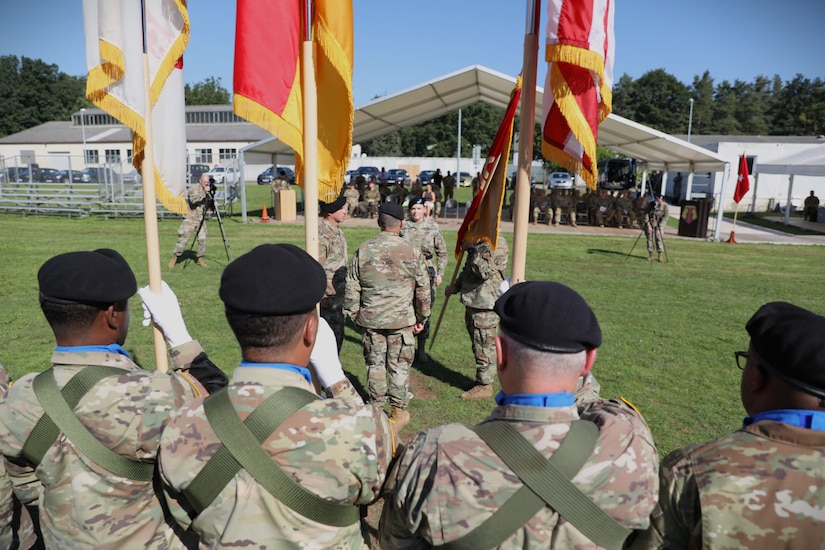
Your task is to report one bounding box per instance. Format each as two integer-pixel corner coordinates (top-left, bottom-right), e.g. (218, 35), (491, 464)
(184, 76), (231, 105)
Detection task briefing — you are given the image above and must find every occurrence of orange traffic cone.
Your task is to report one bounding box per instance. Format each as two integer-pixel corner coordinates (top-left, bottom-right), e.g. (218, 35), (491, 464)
(726, 231), (737, 244)
(260, 205), (271, 223)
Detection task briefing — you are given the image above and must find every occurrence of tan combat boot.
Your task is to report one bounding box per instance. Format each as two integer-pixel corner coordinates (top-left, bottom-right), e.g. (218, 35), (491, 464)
(196, 257), (208, 268)
(461, 384), (493, 400)
(647, 253), (654, 262)
(657, 252), (664, 263)
(168, 255), (178, 269)
(390, 407), (410, 431)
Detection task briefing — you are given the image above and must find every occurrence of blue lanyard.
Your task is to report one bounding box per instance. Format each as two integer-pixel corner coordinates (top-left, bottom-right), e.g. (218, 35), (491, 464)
(238, 361), (313, 386)
(495, 391), (575, 408)
(744, 409), (825, 431)
(55, 344), (131, 358)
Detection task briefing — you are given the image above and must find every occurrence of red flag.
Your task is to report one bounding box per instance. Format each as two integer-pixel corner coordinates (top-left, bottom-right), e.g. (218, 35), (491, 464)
(542, 0), (615, 189)
(734, 154), (750, 203)
(456, 78), (522, 258)
(233, 0), (353, 201)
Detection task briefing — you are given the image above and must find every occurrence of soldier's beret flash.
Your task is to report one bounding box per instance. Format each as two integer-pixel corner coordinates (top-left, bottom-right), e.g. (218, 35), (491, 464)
(319, 194), (347, 214)
(38, 249), (137, 304)
(409, 197), (425, 209)
(746, 302), (825, 393)
(495, 281), (601, 353)
(379, 201), (405, 220)
(220, 244), (325, 314)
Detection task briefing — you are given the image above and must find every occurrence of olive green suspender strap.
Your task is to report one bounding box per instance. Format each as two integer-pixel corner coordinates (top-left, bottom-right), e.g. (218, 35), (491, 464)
(24, 366), (155, 481)
(438, 420), (631, 550)
(182, 386), (360, 528)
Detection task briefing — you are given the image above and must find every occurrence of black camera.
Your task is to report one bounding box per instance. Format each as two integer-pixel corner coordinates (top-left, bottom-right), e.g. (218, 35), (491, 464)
(207, 177), (217, 196)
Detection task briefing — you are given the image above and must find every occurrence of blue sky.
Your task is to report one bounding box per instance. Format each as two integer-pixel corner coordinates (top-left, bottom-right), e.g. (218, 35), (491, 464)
(2, 0), (822, 106)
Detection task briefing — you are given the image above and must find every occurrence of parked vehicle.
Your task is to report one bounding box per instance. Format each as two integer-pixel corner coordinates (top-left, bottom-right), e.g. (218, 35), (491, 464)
(188, 163), (210, 184)
(39, 168), (62, 182)
(387, 168), (410, 185)
(81, 166), (120, 184)
(356, 166), (380, 182)
(549, 171), (573, 189)
(257, 166), (296, 185)
(122, 170), (142, 184)
(58, 170), (84, 183)
(205, 165), (238, 185)
(597, 158), (637, 190)
(417, 169), (436, 185)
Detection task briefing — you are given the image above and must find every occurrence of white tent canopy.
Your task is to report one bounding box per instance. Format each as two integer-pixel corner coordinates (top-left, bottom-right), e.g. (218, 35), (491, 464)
(754, 144), (825, 225)
(240, 65), (727, 173)
(757, 145), (825, 177)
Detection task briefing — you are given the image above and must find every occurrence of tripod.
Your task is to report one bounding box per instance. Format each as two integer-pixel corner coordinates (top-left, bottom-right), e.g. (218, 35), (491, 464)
(185, 187), (233, 267)
(626, 204), (668, 263)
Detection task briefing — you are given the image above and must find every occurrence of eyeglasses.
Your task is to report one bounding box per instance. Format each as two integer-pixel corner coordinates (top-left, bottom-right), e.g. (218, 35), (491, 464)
(734, 351), (749, 370)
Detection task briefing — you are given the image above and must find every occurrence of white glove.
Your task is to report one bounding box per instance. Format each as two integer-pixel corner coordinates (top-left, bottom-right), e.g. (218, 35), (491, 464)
(309, 318), (345, 389)
(137, 281), (192, 348)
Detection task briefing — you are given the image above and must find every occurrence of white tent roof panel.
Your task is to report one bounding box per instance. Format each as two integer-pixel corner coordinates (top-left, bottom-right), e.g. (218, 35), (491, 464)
(242, 65), (727, 173)
(757, 145), (825, 177)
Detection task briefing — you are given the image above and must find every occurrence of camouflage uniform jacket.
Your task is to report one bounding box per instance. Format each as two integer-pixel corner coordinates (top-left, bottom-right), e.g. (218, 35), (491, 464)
(272, 176), (291, 192)
(364, 187), (381, 203)
(379, 399), (659, 548)
(185, 183), (209, 223)
(319, 218), (348, 298)
(633, 419), (825, 550)
(159, 365), (396, 549)
(345, 231), (431, 330)
(456, 237), (509, 311)
(0, 341), (224, 549)
(400, 218), (447, 278)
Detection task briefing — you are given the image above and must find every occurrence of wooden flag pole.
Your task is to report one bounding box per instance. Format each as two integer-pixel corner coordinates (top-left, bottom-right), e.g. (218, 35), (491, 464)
(302, 0), (319, 259)
(141, 53), (169, 373)
(511, 0), (541, 284)
(429, 249), (465, 350)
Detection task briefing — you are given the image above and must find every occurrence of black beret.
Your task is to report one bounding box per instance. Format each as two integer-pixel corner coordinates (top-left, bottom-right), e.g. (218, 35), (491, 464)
(495, 281), (601, 353)
(219, 244), (325, 315)
(746, 302), (825, 395)
(319, 194), (346, 214)
(409, 197), (425, 209)
(379, 201), (404, 220)
(38, 249), (136, 305)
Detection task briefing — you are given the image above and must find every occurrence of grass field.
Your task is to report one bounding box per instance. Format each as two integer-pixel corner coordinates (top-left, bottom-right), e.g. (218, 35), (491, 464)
(1, 196), (824, 457)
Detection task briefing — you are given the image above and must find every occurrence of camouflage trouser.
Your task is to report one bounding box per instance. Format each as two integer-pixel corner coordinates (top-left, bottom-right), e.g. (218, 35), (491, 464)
(418, 266), (437, 341)
(320, 294), (345, 352)
(363, 327), (415, 408)
(172, 215), (207, 257)
(645, 222), (665, 253)
(464, 307), (499, 385)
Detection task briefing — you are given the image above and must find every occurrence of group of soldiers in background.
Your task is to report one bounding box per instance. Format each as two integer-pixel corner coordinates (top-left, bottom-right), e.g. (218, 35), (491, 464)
(529, 187), (653, 229)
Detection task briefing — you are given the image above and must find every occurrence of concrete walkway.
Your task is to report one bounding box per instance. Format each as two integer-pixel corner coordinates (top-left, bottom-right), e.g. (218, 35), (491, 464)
(259, 204), (825, 247)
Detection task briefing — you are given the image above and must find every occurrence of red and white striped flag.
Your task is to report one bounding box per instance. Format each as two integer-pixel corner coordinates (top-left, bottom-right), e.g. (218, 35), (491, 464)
(542, 0), (615, 189)
(82, 0), (188, 214)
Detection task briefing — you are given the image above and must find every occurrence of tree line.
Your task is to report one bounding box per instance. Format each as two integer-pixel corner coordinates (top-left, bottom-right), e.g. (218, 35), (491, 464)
(2, 54), (823, 154)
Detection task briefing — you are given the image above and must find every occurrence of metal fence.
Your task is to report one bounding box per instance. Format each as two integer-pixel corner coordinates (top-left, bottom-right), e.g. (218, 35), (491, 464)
(0, 154), (239, 218)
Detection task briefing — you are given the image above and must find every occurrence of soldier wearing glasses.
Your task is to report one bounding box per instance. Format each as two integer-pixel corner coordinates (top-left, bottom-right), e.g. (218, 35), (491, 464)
(633, 301), (825, 549)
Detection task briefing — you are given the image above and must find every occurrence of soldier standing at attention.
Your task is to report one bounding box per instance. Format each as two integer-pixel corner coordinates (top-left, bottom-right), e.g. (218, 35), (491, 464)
(318, 195), (348, 351)
(446, 236), (509, 400)
(442, 171), (456, 202)
(380, 281), (659, 548)
(169, 172), (211, 268)
(345, 202), (431, 430)
(632, 302), (825, 549)
(0, 249), (227, 549)
(158, 244), (399, 549)
(401, 198), (447, 362)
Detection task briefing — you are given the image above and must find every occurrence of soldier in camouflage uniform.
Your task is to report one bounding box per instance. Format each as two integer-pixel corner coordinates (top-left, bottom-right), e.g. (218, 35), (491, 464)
(548, 188), (563, 226)
(344, 182), (361, 217)
(318, 195), (348, 352)
(446, 236), (509, 400)
(270, 169), (291, 192)
(159, 244), (398, 549)
(169, 173), (211, 268)
(615, 190), (634, 229)
(345, 202), (431, 428)
(644, 194), (669, 262)
(360, 180), (381, 219)
(632, 301), (825, 550)
(400, 198), (447, 363)
(380, 281), (659, 548)
(558, 189), (576, 227)
(0, 249), (227, 549)
(531, 189), (550, 225)
(0, 365), (37, 550)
